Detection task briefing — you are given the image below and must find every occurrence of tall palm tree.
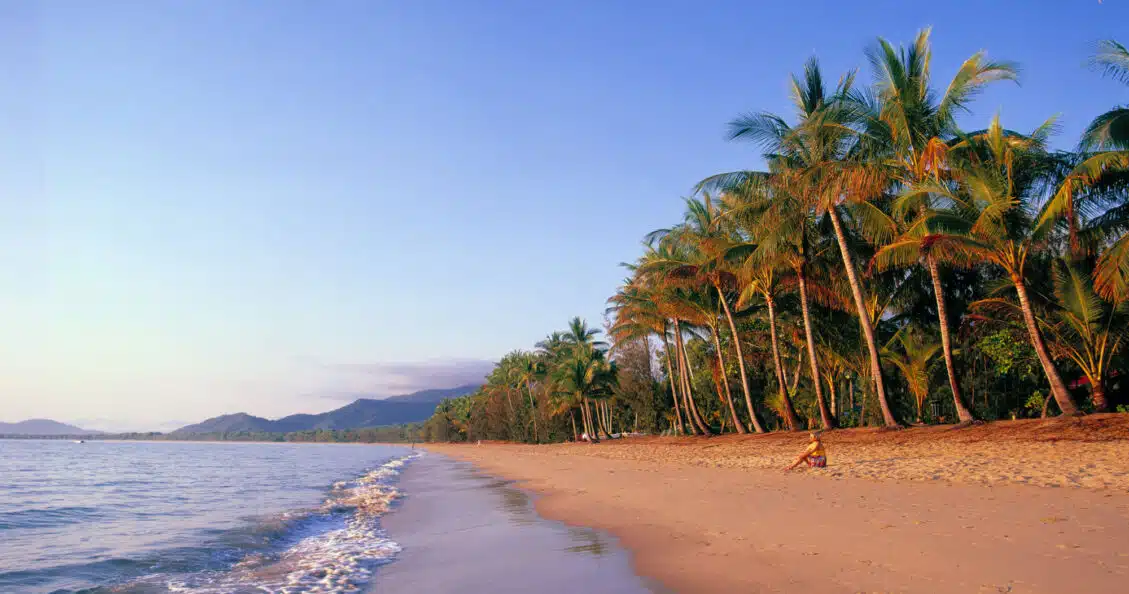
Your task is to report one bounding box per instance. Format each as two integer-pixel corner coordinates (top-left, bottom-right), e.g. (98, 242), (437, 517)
(644, 198), (755, 433)
(720, 179), (837, 429)
(733, 254), (802, 430)
(704, 57), (901, 426)
(888, 115), (1081, 414)
(864, 28), (1017, 423)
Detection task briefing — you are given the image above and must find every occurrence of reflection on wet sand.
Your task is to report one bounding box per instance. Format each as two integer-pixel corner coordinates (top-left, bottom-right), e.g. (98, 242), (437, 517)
(372, 455), (658, 594)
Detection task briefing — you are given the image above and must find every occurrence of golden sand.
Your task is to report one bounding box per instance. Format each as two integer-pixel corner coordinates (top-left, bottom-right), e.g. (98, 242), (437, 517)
(426, 415), (1129, 593)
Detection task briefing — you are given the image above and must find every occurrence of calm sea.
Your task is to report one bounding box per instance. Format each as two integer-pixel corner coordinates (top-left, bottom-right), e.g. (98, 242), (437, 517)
(0, 440), (413, 593)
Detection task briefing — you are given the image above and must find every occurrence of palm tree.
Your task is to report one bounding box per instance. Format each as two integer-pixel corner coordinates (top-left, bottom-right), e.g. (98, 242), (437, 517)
(733, 254), (802, 430)
(552, 347), (617, 443)
(864, 28), (1017, 423)
(705, 57), (901, 426)
(1037, 40), (1129, 301)
(973, 259), (1129, 411)
(883, 328), (941, 423)
(890, 115), (1081, 415)
(643, 198), (755, 433)
(719, 179), (837, 429)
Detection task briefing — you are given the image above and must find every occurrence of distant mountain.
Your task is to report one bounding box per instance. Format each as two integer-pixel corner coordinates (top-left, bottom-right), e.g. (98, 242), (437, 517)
(0, 419), (102, 436)
(173, 384), (480, 435)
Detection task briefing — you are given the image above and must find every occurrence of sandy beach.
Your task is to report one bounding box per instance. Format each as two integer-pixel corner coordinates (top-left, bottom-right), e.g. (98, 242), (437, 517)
(426, 416), (1129, 593)
(374, 455), (659, 593)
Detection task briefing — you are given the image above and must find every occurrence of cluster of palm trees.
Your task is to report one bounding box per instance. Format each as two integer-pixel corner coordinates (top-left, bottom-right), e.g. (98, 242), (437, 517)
(422, 317), (620, 443)
(611, 30), (1128, 431)
(426, 31), (1128, 442)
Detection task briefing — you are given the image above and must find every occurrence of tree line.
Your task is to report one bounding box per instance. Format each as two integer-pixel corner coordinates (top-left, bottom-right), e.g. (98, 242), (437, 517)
(424, 31), (1129, 442)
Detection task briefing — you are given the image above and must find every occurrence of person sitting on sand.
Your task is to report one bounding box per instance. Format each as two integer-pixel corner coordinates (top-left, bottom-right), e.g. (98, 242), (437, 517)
(784, 432), (827, 471)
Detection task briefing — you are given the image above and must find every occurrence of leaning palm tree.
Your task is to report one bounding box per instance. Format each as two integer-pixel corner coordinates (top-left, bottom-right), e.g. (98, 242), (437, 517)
(863, 28), (1017, 423)
(644, 198), (756, 433)
(887, 115), (1080, 415)
(732, 252), (803, 430)
(608, 277), (689, 434)
(720, 178), (837, 429)
(973, 259), (1129, 411)
(701, 57), (903, 426)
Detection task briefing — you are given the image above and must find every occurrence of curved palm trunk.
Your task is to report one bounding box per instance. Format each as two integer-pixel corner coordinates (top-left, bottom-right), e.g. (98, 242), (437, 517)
(570, 410), (579, 441)
(1013, 277), (1079, 415)
(797, 271), (834, 429)
(582, 398), (600, 442)
(718, 288), (765, 433)
(675, 320), (712, 434)
(662, 333), (686, 434)
(710, 324), (746, 433)
(828, 207), (899, 427)
(672, 321), (701, 435)
(766, 296), (802, 430)
(926, 255), (974, 423)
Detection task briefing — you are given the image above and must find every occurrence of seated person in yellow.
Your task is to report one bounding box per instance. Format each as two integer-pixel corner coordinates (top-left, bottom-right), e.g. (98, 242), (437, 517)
(784, 432), (827, 471)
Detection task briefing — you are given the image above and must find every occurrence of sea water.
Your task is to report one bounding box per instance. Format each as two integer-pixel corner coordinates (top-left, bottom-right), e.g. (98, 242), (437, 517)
(0, 440), (413, 593)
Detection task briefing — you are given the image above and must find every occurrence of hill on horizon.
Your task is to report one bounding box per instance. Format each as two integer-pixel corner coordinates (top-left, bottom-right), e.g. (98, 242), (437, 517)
(0, 419), (102, 436)
(173, 384), (479, 434)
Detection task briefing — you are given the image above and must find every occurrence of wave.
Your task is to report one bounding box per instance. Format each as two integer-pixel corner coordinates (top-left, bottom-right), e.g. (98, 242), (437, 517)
(89, 453), (419, 594)
(0, 505), (103, 530)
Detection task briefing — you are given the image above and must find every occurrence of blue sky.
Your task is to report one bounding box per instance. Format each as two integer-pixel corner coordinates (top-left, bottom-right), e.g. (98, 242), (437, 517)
(1, 1), (1124, 430)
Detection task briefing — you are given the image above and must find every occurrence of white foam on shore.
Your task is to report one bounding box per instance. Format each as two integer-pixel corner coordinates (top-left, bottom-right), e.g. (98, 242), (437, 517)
(160, 453), (419, 594)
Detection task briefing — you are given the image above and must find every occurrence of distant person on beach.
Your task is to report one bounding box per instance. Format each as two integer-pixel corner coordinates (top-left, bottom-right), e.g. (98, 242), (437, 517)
(784, 432), (827, 471)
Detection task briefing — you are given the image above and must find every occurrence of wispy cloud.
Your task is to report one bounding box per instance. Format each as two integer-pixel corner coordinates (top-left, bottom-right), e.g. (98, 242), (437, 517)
(317, 358), (494, 400)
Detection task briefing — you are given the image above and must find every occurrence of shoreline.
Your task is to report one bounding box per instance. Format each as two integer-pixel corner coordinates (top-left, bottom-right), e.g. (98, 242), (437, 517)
(374, 453), (656, 593)
(425, 421), (1129, 593)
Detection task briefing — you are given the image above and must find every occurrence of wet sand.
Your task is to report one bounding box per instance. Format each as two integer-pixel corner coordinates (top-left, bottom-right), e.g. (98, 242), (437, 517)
(372, 454), (659, 594)
(427, 424), (1129, 593)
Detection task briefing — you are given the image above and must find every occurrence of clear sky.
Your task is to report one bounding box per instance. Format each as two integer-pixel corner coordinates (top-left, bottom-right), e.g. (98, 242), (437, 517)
(1, 1), (1124, 431)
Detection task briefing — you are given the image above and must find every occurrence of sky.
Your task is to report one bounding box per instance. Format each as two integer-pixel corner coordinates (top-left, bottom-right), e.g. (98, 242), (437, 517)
(0, 1), (1125, 431)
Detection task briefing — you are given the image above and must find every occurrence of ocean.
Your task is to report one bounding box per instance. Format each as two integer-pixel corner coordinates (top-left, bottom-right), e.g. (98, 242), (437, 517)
(0, 440), (411, 593)
(0, 440), (654, 594)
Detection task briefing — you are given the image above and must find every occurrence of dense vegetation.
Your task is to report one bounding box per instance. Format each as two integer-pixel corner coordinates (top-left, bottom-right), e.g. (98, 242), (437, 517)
(424, 31), (1129, 442)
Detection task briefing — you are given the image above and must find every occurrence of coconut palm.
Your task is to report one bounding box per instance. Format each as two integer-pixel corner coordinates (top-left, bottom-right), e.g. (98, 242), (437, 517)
(863, 28), (1017, 423)
(973, 259), (1129, 411)
(703, 57), (901, 427)
(719, 178), (837, 429)
(883, 328), (941, 423)
(552, 347), (617, 442)
(887, 115), (1081, 414)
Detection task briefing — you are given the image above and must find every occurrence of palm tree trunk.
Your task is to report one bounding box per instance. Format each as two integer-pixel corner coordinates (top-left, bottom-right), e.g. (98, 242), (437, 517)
(663, 333), (686, 434)
(711, 324), (746, 433)
(526, 382), (539, 443)
(827, 376), (838, 419)
(927, 255), (974, 423)
(675, 321), (711, 434)
(672, 321), (700, 435)
(1091, 379), (1108, 412)
(583, 398), (599, 442)
(718, 288), (765, 433)
(1012, 276), (1079, 415)
(797, 271), (834, 429)
(570, 410), (578, 441)
(828, 207), (899, 427)
(767, 296), (801, 430)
